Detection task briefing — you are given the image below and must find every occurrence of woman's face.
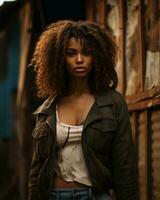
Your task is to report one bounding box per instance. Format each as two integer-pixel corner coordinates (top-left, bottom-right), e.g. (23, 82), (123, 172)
(65, 37), (93, 78)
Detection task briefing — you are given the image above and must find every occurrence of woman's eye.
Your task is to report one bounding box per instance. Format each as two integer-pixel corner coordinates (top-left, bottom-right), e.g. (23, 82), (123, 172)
(65, 51), (76, 56)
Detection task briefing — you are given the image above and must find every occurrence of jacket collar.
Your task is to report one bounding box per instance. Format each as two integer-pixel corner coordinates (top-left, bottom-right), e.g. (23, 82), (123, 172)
(33, 89), (114, 115)
(83, 90), (114, 129)
(33, 89), (115, 130)
(33, 95), (57, 115)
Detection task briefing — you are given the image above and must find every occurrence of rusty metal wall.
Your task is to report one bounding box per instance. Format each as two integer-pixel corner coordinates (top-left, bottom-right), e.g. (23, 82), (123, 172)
(151, 108), (160, 199)
(137, 111), (148, 200)
(129, 107), (160, 200)
(86, 0), (160, 199)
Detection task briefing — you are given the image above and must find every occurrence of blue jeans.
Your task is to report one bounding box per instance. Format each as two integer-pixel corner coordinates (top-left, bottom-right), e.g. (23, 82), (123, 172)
(48, 188), (111, 200)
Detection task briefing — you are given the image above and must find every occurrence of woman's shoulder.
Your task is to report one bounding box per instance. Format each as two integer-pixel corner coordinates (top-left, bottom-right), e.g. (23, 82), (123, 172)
(106, 88), (123, 96)
(98, 89), (126, 104)
(96, 89), (128, 120)
(98, 89), (128, 112)
(109, 89), (126, 103)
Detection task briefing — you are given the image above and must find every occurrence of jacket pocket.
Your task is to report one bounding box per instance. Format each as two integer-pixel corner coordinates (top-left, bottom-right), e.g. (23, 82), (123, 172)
(88, 118), (117, 155)
(91, 117), (117, 133)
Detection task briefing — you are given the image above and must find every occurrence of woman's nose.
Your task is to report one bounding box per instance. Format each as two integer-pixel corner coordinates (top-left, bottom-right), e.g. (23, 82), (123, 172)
(76, 53), (83, 63)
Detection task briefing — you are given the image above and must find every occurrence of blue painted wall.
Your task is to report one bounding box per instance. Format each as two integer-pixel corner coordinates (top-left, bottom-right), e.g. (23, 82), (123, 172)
(0, 23), (20, 138)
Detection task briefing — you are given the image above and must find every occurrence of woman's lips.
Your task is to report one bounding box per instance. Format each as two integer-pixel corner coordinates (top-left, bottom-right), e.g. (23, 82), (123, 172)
(74, 67), (86, 72)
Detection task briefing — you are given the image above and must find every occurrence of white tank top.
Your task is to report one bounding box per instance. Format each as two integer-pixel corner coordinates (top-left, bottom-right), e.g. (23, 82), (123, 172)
(55, 107), (92, 186)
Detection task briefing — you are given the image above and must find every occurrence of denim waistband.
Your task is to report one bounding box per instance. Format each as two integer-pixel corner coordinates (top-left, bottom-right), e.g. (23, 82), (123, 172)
(49, 187), (92, 199)
(49, 187), (111, 200)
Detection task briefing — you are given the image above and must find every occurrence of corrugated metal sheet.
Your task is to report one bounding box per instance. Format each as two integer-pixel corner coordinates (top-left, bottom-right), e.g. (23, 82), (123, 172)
(130, 108), (160, 199)
(151, 109), (160, 199)
(137, 111), (148, 200)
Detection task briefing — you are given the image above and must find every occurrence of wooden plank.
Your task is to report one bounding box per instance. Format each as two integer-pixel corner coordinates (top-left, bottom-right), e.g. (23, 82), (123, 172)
(138, 0), (145, 91)
(128, 98), (160, 111)
(97, 0), (106, 27)
(86, 0), (94, 21)
(126, 86), (160, 104)
(130, 111), (138, 144)
(118, 0), (126, 95)
(16, 1), (32, 107)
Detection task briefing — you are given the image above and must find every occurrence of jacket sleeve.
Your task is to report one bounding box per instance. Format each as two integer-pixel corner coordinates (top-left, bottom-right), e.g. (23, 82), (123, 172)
(28, 116), (44, 200)
(111, 94), (139, 200)
(28, 138), (43, 200)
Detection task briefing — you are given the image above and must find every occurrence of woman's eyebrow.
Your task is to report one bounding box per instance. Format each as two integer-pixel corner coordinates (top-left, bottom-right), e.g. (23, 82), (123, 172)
(65, 48), (77, 51)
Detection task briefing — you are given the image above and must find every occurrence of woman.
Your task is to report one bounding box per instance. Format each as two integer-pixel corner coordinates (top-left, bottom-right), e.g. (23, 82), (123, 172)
(28, 20), (138, 200)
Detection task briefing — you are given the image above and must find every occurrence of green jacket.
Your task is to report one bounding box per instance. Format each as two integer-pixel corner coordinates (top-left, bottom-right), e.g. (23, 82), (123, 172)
(28, 89), (139, 200)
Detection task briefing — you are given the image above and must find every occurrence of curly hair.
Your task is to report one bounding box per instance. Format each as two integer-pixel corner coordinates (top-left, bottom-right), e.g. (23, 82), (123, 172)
(31, 20), (118, 98)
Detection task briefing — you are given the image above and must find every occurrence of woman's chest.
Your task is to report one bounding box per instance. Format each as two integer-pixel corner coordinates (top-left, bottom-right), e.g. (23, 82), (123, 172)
(57, 96), (95, 126)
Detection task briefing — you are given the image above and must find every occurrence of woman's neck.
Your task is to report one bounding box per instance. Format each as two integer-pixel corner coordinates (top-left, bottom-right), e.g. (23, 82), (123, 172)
(68, 77), (90, 96)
